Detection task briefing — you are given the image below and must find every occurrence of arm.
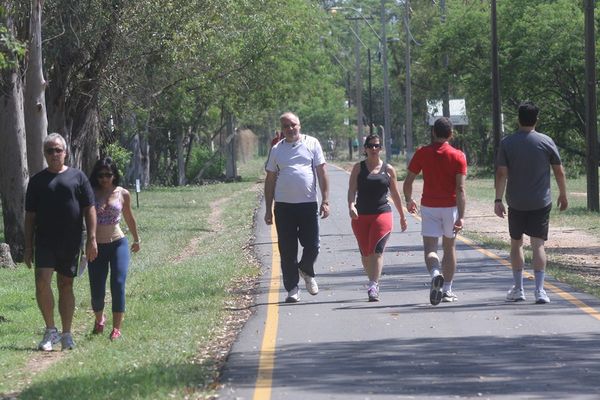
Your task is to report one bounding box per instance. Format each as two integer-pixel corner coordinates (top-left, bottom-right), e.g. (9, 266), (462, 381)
(316, 163), (330, 219)
(454, 173), (466, 233)
(494, 166), (508, 218)
(387, 165), (407, 231)
(121, 188), (141, 253)
(24, 211), (35, 268)
(552, 164), (568, 211)
(84, 205), (98, 262)
(264, 170), (277, 225)
(402, 171), (419, 214)
(347, 163), (360, 220)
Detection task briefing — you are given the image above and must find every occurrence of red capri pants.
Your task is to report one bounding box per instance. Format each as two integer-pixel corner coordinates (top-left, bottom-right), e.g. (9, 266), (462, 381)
(351, 212), (393, 256)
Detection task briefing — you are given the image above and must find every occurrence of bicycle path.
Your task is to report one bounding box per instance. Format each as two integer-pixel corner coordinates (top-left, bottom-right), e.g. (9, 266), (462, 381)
(219, 165), (600, 400)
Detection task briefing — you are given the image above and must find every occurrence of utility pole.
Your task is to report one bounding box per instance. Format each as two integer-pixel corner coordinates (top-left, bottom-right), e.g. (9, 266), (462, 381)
(584, 0), (599, 211)
(353, 19), (364, 149)
(381, 0), (392, 163)
(440, 0), (450, 118)
(491, 0), (502, 169)
(404, 0), (413, 163)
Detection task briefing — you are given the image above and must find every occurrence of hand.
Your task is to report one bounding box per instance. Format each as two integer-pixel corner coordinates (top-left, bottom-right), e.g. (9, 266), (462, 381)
(494, 201), (506, 218)
(557, 194), (568, 211)
(86, 238), (98, 262)
(264, 210), (273, 225)
(400, 217), (408, 232)
(24, 247), (33, 268)
(407, 199), (418, 214)
(349, 205), (358, 220)
(453, 218), (464, 234)
(320, 203), (330, 219)
(131, 242), (140, 253)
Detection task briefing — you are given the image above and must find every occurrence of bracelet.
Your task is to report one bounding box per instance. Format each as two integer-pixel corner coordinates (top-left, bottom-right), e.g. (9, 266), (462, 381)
(133, 240), (140, 245)
(322, 201), (329, 206)
(494, 198), (503, 203)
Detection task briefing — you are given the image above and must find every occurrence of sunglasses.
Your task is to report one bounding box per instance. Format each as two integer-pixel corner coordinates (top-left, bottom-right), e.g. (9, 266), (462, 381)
(98, 173), (114, 178)
(282, 123), (298, 129)
(44, 147), (64, 155)
(366, 143), (381, 149)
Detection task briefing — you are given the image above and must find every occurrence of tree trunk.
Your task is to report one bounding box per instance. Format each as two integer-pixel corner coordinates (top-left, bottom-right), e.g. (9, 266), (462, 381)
(0, 11), (28, 262)
(24, 0), (48, 176)
(225, 113), (237, 180)
(177, 131), (186, 186)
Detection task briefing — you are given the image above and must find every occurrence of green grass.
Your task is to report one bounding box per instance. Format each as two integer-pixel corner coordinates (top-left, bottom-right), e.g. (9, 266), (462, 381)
(0, 157), (265, 399)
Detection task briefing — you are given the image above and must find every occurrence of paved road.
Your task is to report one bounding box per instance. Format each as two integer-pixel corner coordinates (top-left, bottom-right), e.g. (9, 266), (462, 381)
(219, 165), (600, 400)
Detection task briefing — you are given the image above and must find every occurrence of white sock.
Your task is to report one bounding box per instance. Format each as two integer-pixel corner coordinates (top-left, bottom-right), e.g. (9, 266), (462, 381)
(512, 268), (524, 290)
(534, 270), (545, 291)
(443, 281), (452, 292)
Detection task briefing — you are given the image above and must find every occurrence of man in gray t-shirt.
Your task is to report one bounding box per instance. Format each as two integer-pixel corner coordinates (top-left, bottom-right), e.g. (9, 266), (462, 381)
(494, 101), (568, 305)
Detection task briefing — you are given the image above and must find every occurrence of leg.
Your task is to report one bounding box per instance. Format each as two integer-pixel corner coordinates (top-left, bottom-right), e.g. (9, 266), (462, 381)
(110, 239), (130, 330)
(35, 268), (56, 329)
(56, 274), (75, 333)
(274, 203), (300, 292)
(365, 253), (383, 283)
(297, 203), (320, 277)
(441, 235), (457, 283)
(88, 246), (110, 322)
(530, 237), (546, 272)
(423, 236), (441, 275)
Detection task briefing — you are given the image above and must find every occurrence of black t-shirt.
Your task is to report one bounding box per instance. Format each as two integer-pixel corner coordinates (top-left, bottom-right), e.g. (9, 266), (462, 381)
(356, 161), (392, 215)
(25, 167), (95, 251)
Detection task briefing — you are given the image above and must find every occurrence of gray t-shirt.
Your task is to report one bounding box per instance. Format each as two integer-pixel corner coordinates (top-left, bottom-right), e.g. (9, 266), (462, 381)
(497, 130), (561, 211)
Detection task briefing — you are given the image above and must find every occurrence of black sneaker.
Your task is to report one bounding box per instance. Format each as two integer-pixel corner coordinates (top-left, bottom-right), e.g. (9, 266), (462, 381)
(430, 275), (444, 306)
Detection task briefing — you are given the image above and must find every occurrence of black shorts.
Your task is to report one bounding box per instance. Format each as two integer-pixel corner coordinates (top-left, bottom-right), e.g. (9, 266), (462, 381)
(508, 204), (552, 241)
(35, 242), (80, 278)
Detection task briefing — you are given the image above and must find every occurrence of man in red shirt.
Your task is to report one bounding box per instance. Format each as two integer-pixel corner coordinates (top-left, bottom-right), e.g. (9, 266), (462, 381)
(403, 117), (467, 305)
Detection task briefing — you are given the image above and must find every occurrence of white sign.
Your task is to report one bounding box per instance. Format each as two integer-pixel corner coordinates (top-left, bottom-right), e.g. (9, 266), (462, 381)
(427, 99), (469, 126)
(135, 179), (141, 193)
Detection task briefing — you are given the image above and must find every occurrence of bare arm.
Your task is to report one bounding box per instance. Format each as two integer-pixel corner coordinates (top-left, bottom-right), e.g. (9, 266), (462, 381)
(387, 165), (407, 231)
(347, 163), (360, 220)
(264, 170), (277, 225)
(84, 205), (98, 262)
(121, 188), (141, 252)
(454, 173), (466, 233)
(24, 211), (35, 268)
(552, 164), (568, 211)
(402, 171), (418, 214)
(316, 163), (330, 219)
(494, 166), (508, 218)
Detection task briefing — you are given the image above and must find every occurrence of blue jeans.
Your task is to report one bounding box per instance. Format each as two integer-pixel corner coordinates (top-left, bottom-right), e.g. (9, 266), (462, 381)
(88, 237), (130, 313)
(274, 202), (320, 292)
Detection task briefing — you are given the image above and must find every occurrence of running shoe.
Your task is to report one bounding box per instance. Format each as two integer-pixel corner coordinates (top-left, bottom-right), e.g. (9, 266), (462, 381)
(430, 274), (444, 305)
(109, 328), (122, 341)
(285, 286), (300, 303)
(38, 327), (61, 351)
(506, 286), (526, 302)
(299, 270), (319, 295)
(534, 289), (550, 304)
(442, 290), (458, 302)
(61, 332), (75, 350)
(367, 284), (380, 302)
(92, 315), (106, 334)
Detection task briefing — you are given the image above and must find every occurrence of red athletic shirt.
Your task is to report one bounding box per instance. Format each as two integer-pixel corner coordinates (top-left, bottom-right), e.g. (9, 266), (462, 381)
(408, 141), (467, 207)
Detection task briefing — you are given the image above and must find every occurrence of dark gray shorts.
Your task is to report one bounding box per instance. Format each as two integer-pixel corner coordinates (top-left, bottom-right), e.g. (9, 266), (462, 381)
(35, 243), (80, 277)
(508, 203), (552, 241)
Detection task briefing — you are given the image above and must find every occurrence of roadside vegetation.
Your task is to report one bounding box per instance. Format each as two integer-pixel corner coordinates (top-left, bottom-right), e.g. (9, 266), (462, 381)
(0, 158), (264, 399)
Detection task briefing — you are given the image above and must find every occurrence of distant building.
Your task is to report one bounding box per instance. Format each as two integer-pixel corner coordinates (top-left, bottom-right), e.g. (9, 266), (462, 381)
(426, 99), (469, 126)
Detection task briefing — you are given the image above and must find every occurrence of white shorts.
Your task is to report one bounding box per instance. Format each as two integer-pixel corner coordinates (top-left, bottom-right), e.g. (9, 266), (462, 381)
(421, 206), (458, 238)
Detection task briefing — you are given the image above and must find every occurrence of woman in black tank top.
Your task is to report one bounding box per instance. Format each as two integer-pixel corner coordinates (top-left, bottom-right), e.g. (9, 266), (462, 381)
(348, 134), (408, 302)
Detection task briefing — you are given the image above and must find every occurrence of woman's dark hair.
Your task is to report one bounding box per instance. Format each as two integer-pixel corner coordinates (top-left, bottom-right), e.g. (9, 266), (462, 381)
(89, 157), (120, 188)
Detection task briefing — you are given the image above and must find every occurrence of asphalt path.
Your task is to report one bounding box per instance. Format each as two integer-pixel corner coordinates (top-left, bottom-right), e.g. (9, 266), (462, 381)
(219, 165), (600, 400)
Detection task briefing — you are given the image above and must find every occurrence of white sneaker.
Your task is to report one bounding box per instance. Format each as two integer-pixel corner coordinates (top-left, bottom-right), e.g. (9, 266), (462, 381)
(299, 270), (319, 295)
(38, 327), (61, 351)
(534, 289), (550, 304)
(61, 332), (76, 350)
(442, 290), (458, 302)
(285, 286), (300, 303)
(506, 286), (526, 302)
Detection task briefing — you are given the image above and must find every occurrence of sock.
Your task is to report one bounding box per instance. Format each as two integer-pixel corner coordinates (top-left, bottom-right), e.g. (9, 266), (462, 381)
(443, 281), (452, 292)
(368, 280), (378, 289)
(512, 268), (524, 290)
(534, 270), (545, 291)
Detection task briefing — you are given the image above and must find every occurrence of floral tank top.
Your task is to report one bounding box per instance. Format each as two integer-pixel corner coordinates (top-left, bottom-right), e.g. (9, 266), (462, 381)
(96, 190), (123, 225)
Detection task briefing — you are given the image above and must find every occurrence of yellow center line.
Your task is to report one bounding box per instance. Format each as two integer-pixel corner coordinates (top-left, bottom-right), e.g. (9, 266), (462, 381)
(252, 223), (280, 400)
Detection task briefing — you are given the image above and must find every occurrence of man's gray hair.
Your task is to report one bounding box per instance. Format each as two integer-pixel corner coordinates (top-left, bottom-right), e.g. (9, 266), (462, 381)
(43, 133), (67, 150)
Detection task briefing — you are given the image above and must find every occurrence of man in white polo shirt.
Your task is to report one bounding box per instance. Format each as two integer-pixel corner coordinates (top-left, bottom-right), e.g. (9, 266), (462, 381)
(264, 112), (330, 303)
